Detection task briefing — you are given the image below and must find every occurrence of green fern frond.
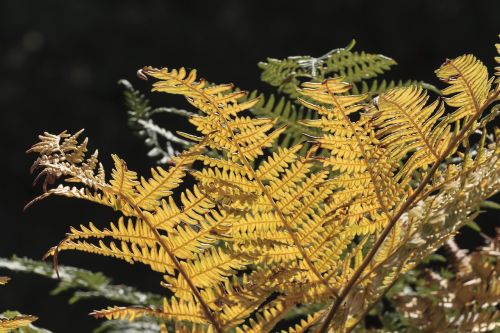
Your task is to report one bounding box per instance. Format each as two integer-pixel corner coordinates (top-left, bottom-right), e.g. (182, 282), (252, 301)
(258, 40), (397, 99)
(120, 79), (192, 164)
(0, 256), (162, 306)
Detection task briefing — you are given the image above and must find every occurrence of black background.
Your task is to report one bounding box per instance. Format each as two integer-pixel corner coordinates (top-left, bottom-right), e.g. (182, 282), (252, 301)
(1, 1), (499, 332)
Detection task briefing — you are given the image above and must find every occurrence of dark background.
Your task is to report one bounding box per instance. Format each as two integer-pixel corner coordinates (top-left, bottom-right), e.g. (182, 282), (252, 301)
(1, 1), (499, 332)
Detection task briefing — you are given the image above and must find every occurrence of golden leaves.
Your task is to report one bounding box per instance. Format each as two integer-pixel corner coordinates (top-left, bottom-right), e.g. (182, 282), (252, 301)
(373, 86), (452, 181)
(25, 41), (500, 333)
(436, 54), (491, 123)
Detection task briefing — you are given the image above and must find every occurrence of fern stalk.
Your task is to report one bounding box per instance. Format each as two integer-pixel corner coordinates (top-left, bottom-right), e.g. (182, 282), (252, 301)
(317, 82), (500, 333)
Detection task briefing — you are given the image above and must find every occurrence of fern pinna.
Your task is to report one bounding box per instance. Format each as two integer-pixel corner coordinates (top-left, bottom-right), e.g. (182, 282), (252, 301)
(27, 41), (500, 333)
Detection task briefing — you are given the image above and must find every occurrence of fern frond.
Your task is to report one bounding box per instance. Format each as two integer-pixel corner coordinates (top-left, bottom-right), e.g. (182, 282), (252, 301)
(0, 255), (163, 306)
(255, 144), (303, 180)
(142, 65), (339, 305)
(64, 218), (157, 248)
(0, 277), (9, 285)
(134, 143), (203, 211)
(166, 210), (233, 260)
(166, 246), (250, 300)
(150, 185), (212, 228)
(351, 78), (441, 97)
(0, 315), (38, 333)
(26, 41), (500, 333)
(91, 298), (207, 324)
(235, 298), (290, 333)
(370, 86), (453, 181)
(46, 239), (176, 275)
(281, 312), (324, 333)
(110, 154), (139, 196)
(299, 78), (403, 226)
(28, 130), (106, 192)
(435, 54), (492, 125)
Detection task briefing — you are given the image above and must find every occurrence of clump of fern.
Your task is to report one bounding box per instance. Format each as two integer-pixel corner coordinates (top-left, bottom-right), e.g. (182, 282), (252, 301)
(25, 39), (500, 333)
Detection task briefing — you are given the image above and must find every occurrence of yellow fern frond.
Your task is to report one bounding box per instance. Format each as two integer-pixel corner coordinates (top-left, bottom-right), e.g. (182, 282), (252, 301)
(142, 66), (279, 163)
(142, 67), (340, 298)
(197, 155), (249, 178)
(133, 145), (200, 211)
(166, 246), (250, 300)
(372, 86), (452, 181)
(91, 297), (207, 324)
(65, 218), (157, 247)
(110, 154), (138, 196)
(166, 210), (234, 260)
(264, 160), (312, 200)
(298, 78), (402, 227)
(435, 54), (491, 124)
(235, 298), (290, 333)
(46, 239), (175, 275)
(192, 168), (260, 206)
(281, 312), (324, 333)
(0, 315), (38, 333)
(255, 144), (302, 181)
(151, 185), (215, 231)
(231, 212), (281, 234)
(275, 170), (329, 216)
(0, 277), (9, 285)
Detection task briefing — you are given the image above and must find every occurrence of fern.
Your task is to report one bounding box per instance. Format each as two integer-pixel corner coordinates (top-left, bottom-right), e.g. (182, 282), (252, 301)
(26, 40), (500, 333)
